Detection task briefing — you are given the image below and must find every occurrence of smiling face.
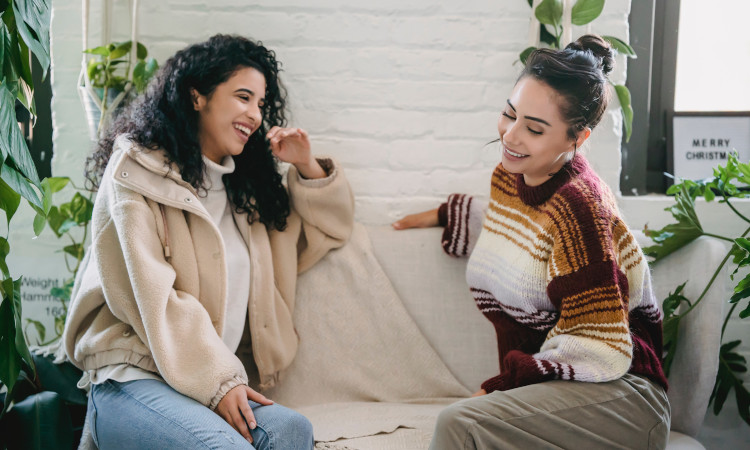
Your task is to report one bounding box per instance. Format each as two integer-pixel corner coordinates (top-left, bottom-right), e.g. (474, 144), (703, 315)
(498, 76), (590, 187)
(193, 66), (267, 164)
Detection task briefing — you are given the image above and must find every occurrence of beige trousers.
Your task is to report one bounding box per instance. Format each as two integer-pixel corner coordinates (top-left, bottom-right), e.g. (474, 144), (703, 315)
(430, 374), (670, 450)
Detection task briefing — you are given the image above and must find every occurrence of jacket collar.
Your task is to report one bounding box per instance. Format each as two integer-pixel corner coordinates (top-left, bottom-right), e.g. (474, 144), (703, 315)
(110, 135), (208, 217)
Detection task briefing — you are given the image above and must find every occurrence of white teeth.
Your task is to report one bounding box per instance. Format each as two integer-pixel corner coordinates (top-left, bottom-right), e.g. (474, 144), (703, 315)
(506, 148), (527, 158)
(234, 124), (252, 136)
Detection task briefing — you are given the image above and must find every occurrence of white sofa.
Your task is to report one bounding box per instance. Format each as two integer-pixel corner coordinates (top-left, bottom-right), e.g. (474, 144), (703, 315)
(267, 224), (727, 449)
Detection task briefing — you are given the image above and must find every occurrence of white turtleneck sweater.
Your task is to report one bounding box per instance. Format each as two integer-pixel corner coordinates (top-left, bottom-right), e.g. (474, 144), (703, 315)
(198, 155), (252, 353)
(87, 155), (251, 386)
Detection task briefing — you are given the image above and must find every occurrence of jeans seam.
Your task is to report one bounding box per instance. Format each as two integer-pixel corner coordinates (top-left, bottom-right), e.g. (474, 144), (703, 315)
(254, 416), (275, 450)
(104, 381), (214, 450)
(89, 392), (100, 448)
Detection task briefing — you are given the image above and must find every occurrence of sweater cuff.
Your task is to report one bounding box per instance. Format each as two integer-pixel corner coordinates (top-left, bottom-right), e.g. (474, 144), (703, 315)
(480, 373), (510, 394)
(438, 202), (448, 227)
(208, 375), (247, 410)
(481, 350), (548, 393)
(295, 157), (337, 188)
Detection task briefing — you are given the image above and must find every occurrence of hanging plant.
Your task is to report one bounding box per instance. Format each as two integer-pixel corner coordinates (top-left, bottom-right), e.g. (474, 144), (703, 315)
(80, 40), (159, 139)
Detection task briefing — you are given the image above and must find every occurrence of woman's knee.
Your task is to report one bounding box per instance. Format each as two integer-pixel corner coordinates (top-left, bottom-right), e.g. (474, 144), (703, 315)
(436, 401), (473, 429)
(431, 401), (475, 449)
(252, 404), (314, 450)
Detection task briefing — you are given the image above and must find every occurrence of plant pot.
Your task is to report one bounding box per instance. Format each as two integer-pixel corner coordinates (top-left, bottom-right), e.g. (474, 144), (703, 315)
(0, 391), (74, 450)
(79, 86), (126, 141)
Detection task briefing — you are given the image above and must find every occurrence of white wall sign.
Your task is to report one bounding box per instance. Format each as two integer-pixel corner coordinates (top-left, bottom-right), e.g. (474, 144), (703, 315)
(11, 254), (70, 347)
(673, 114), (750, 180)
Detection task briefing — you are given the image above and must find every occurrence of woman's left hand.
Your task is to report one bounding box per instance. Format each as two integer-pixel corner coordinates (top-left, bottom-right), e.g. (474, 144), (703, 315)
(471, 389), (487, 397)
(267, 126), (326, 179)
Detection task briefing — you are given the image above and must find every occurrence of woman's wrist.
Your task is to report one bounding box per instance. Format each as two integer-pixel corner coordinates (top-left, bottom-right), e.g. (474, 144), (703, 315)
(294, 157), (327, 180)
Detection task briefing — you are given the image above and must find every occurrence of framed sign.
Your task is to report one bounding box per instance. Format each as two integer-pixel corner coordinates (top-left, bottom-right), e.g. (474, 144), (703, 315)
(672, 112), (750, 180)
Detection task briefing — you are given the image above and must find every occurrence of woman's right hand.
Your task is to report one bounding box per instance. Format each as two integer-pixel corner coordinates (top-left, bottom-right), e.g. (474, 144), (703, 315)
(216, 384), (274, 444)
(392, 208), (440, 230)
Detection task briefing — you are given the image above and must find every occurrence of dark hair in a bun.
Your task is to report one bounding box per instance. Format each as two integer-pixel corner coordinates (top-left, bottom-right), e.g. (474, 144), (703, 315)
(520, 34), (615, 139)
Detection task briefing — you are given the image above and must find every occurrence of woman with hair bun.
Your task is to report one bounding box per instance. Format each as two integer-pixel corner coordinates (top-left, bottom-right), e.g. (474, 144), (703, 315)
(394, 35), (670, 448)
(64, 34), (354, 449)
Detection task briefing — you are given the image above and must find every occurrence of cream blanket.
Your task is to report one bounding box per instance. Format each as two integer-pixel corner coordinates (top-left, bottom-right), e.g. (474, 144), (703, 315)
(265, 223), (471, 449)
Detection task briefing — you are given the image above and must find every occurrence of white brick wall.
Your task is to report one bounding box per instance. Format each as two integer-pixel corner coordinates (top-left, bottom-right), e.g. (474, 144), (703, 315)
(50, 0), (631, 225)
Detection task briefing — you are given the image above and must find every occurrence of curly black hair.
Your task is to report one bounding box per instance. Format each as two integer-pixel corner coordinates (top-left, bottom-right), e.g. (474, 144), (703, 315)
(86, 34), (290, 230)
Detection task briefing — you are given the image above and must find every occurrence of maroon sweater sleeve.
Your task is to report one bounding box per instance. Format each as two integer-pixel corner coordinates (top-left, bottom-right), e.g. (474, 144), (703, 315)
(440, 194), (484, 257)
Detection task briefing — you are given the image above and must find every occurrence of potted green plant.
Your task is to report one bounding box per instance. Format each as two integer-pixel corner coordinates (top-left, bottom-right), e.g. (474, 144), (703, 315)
(645, 152), (750, 427)
(79, 40), (159, 140)
(0, 1), (83, 448)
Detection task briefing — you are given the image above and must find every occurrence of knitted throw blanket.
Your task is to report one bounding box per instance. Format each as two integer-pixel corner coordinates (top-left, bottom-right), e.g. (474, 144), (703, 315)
(440, 155), (668, 393)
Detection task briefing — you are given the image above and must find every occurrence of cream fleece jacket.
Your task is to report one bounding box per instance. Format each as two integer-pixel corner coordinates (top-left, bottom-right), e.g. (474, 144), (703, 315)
(63, 136), (355, 409)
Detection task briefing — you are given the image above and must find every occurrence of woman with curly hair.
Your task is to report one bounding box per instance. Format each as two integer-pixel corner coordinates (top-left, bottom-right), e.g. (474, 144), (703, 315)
(394, 35), (669, 448)
(63, 34), (354, 449)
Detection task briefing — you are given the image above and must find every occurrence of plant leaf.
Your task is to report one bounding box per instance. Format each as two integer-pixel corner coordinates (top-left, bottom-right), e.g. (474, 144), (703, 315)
(108, 41), (132, 60)
(703, 186), (715, 202)
(132, 58), (159, 93)
(0, 163), (42, 210)
(644, 183), (703, 262)
(539, 22), (558, 47)
(83, 46), (110, 56)
(0, 288), (23, 407)
(43, 176), (69, 194)
(32, 210), (45, 236)
(11, 277), (33, 371)
(535, 0), (563, 30)
(731, 273), (750, 303)
(1, 17), (22, 89)
(0, 14), (6, 68)
(736, 380), (750, 426)
(0, 175), (21, 227)
(571, 0), (604, 26)
(614, 84), (633, 142)
(519, 46), (536, 66)
(740, 301), (750, 319)
(25, 318), (45, 343)
(0, 84), (41, 186)
(602, 35), (637, 57)
(69, 192), (93, 225)
(662, 282), (689, 319)
(710, 340), (750, 423)
(62, 243), (83, 260)
(11, 0), (51, 77)
(0, 236), (9, 278)
(136, 42), (147, 60)
(14, 36), (35, 117)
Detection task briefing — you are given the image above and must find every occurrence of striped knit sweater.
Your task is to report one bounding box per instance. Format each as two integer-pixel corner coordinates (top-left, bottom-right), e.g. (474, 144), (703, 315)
(438, 155), (667, 393)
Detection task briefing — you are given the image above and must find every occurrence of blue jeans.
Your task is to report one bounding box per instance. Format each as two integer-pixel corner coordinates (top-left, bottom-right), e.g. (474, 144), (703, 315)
(88, 379), (314, 449)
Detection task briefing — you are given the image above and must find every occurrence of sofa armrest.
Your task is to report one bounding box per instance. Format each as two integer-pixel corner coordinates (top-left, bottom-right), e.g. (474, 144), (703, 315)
(635, 231), (728, 437)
